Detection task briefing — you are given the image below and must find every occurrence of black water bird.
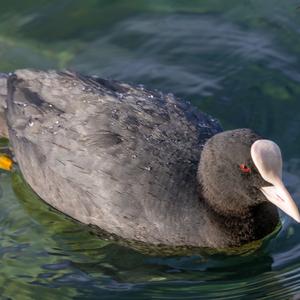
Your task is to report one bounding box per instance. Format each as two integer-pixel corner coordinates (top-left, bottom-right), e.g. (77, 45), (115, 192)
(0, 69), (298, 249)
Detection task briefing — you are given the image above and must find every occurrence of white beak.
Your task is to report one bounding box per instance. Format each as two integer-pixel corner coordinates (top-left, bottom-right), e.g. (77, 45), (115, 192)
(251, 139), (300, 223)
(261, 179), (300, 222)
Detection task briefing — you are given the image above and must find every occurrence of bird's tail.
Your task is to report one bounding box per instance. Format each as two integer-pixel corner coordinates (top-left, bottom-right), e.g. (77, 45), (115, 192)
(0, 73), (8, 138)
(0, 73), (7, 111)
(0, 73), (13, 171)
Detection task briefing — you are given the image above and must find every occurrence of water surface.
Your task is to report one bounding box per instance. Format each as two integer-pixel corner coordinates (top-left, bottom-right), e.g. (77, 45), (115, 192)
(1, 1), (300, 299)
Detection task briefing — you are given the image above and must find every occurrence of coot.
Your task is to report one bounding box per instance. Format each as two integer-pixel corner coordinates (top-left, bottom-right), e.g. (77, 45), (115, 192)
(0, 69), (298, 249)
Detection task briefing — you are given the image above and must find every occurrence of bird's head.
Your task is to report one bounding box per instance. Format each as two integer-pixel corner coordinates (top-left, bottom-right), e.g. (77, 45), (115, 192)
(198, 129), (300, 222)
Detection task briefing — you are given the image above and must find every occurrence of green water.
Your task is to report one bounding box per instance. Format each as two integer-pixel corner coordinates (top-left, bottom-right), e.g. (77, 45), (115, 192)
(1, 0), (300, 299)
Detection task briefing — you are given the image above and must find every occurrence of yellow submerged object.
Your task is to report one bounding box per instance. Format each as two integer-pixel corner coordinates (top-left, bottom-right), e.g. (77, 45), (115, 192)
(0, 154), (13, 171)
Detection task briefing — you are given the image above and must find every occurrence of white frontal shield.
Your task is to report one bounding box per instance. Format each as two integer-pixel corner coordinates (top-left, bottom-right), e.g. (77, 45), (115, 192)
(251, 139), (300, 222)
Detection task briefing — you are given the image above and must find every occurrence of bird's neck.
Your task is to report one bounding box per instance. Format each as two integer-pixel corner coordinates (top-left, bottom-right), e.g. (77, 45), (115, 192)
(202, 199), (279, 246)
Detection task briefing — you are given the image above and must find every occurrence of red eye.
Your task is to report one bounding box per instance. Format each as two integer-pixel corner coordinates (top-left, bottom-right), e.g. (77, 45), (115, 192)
(240, 164), (251, 173)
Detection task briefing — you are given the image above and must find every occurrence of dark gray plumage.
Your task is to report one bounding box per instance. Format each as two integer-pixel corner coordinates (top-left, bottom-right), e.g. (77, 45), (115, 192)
(0, 70), (281, 248)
